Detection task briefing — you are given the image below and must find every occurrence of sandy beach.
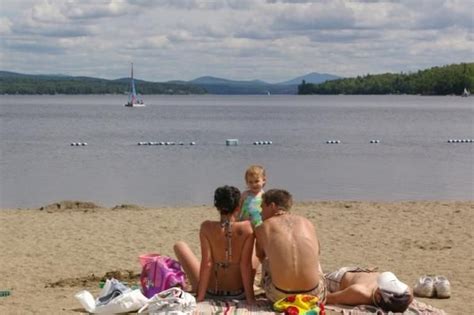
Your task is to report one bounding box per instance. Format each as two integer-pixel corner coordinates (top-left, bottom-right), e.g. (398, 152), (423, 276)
(0, 200), (472, 314)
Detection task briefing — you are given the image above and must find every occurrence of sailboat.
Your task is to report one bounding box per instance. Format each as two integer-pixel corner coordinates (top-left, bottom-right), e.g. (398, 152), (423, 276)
(462, 88), (470, 97)
(124, 63), (145, 107)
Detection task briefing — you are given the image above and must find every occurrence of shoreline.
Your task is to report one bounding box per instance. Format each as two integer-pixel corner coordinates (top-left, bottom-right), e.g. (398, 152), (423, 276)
(0, 200), (472, 313)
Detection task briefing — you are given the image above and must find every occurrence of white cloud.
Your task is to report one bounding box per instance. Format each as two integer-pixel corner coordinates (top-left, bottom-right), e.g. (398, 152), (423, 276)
(65, 0), (129, 19)
(272, 1), (356, 31)
(0, 0), (472, 81)
(0, 17), (12, 34)
(31, 0), (66, 23)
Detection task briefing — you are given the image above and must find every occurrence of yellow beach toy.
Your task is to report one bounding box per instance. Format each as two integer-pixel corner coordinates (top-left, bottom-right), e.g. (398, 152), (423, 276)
(273, 294), (324, 315)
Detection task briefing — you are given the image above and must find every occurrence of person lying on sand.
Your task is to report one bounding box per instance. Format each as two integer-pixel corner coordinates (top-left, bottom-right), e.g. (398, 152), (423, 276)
(254, 189), (326, 303)
(174, 185), (256, 304)
(325, 267), (413, 313)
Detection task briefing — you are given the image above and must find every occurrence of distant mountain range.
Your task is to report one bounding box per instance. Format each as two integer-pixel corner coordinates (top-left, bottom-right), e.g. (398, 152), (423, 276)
(0, 70), (341, 95)
(183, 72), (340, 95)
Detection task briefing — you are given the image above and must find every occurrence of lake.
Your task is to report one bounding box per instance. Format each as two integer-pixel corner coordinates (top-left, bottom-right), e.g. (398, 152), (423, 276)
(0, 94), (472, 208)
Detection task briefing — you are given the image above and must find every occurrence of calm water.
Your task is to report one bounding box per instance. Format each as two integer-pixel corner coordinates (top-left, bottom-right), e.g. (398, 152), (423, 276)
(0, 95), (472, 208)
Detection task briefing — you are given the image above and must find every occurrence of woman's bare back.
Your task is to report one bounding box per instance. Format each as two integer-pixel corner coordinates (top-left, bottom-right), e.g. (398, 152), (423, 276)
(201, 220), (254, 292)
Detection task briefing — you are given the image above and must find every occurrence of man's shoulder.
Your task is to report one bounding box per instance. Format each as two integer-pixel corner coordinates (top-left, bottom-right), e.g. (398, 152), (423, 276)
(294, 214), (316, 229)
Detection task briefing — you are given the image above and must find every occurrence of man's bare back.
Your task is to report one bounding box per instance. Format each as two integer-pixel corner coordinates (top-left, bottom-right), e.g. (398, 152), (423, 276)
(255, 189), (325, 303)
(256, 213), (321, 290)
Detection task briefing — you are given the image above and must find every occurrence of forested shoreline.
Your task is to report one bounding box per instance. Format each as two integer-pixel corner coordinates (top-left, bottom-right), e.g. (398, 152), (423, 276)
(298, 63), (473, 95)
(1, 63), (472, 95)
(0, 73), (206, 95)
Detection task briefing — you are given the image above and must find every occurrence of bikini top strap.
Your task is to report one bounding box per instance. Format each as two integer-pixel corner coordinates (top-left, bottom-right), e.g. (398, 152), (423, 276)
(220, 218), (233, 264)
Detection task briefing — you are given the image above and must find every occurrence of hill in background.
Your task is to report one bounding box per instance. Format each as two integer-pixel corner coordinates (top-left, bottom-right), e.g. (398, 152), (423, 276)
(0, 71), (340, 95)
(277, 72), (340, 85)
(187, 73), (340, 95)
(0, 71), (206, 95)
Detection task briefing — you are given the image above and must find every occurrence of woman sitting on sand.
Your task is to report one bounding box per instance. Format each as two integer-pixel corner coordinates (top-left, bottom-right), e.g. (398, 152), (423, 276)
(174, 185), (256, 304)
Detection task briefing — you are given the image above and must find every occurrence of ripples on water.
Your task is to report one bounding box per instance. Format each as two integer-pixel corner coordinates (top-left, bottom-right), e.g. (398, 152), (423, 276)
(0, 95), (472, 208)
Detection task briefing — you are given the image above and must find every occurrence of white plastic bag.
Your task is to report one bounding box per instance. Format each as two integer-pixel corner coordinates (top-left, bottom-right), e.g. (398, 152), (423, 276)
(138, 287), (196, 315)
(75, 278), (148, 314)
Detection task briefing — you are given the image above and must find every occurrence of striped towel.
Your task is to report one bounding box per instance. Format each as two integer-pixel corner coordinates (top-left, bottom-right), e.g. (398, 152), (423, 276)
(324, 299), (446, 315)
(193, 299), (277, 314)
(192, 299), (445, 315)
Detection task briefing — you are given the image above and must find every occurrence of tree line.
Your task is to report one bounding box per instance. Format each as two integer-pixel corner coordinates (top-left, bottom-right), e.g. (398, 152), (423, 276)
(0, 74), (206, 95)
(298, 63), (473, 95)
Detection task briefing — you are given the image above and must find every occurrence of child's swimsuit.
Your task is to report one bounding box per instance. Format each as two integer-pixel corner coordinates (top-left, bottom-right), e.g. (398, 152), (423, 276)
(239, 193), (263, 228)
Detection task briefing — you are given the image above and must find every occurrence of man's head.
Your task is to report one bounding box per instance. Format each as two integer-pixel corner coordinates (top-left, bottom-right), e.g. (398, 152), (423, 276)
(214, 185), (241, 215)
(374, 272), (413, 312)
(261, 189), (293, 220)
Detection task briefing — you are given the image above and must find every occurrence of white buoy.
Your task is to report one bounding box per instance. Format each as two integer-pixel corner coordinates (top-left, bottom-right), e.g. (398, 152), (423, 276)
(226, 139), (239, 146)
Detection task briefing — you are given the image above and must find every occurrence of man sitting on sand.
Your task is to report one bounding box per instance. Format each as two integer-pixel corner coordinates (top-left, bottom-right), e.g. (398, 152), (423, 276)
(325, 267), (413, 313)
(254, 189), (326, 303)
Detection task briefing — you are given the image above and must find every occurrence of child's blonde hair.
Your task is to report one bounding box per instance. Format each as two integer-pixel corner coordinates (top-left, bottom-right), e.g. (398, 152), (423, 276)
(245, 164), (266, 182)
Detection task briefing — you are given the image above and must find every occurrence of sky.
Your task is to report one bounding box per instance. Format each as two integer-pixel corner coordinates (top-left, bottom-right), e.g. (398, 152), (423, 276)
(0, 0), (472, 83)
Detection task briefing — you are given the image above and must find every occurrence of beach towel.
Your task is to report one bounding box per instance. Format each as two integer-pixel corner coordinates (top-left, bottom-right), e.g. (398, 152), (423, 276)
(324, 299), (446, 315)
(138, 287), (196, 314)
(193, 299), (276, 314)
(140, 253), (186, 298)
(189, 299), (445, 315)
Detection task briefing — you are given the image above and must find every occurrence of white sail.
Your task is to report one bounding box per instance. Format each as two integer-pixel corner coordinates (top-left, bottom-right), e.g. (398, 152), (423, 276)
(124, 63), (145, 107)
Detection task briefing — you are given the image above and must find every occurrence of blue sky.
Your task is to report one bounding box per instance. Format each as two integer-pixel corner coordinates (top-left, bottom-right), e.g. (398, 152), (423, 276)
(0, 0), (472, 82)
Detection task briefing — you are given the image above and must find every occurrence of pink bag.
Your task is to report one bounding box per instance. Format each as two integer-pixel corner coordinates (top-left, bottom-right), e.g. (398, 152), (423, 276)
(139, 253), (186, 298)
